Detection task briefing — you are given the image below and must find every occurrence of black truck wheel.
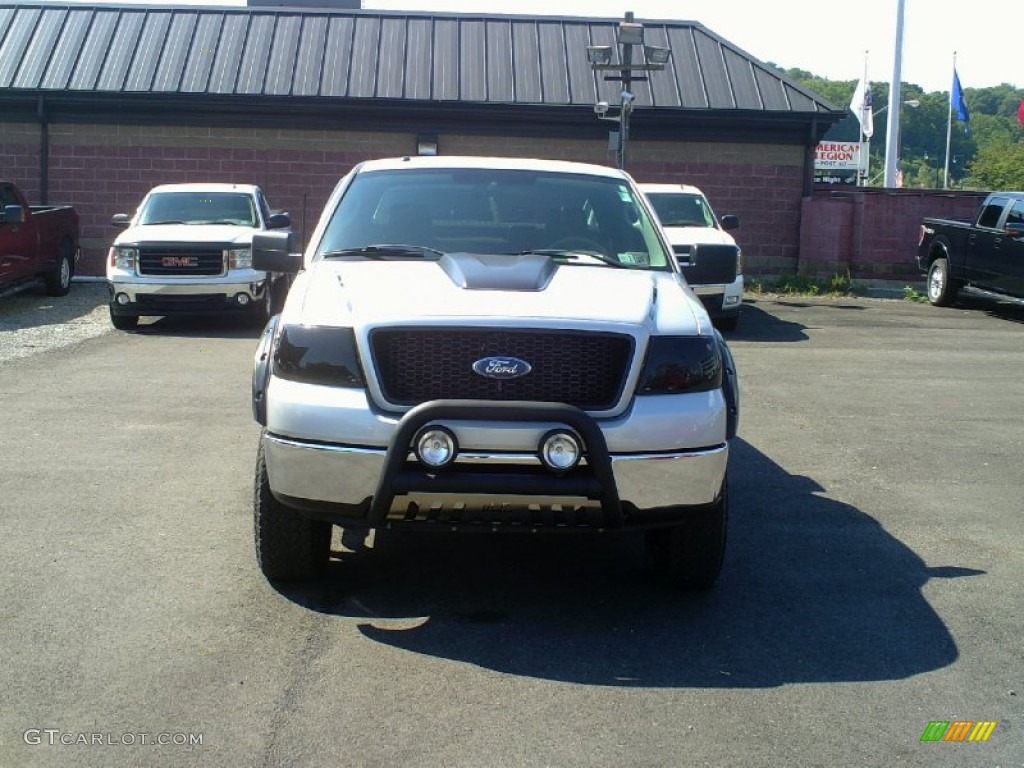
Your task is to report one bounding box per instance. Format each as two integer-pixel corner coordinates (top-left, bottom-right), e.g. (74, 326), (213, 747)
(926, 257), (960, 307)
(43, 239), (74, 296)
(109, 306), (138, 331)
(254, 439), (331, 581)
(645, 477), (728, 590)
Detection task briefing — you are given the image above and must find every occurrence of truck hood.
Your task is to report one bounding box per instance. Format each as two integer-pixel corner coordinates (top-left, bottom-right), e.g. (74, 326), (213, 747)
(661, 226), (735, 247)
(292, 253), (705, 334)
(114, 224), (257, 246)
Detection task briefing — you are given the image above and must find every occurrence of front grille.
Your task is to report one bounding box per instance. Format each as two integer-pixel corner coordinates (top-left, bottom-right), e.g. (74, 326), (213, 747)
(677, 243), (738, 286)
(138, 246), (224, 276)
(371, 328), (633, 410)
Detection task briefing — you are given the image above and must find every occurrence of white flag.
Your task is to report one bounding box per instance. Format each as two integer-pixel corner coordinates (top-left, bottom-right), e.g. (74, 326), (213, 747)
(849, 78), (874, 139)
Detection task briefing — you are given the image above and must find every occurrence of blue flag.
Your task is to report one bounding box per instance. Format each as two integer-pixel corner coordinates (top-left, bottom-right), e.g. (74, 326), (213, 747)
(952, 69), (970, 132)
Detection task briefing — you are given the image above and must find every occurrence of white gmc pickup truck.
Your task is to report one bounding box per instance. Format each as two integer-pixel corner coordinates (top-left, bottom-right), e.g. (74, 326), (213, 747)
(107, 183), (291, 330)
(250, 156), (739, 589)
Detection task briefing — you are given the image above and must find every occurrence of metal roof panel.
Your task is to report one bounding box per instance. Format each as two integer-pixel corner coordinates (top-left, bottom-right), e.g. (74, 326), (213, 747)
(0, 4), (840, 120)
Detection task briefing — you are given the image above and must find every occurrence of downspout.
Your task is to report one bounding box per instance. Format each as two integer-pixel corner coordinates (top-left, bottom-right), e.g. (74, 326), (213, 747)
(803, 117), (818, 197)
(38, 95), (49, 204)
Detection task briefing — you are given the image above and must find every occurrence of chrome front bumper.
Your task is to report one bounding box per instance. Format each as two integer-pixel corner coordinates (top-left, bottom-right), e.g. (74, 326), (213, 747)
(263, 431), (729, 520)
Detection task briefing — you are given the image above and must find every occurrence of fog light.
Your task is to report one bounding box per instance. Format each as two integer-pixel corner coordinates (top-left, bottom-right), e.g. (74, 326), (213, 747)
(539, 430), (582, 472)
(116, 293), (130, 306)
(414, 427), (458, 469)
(235, 292), (251, 307)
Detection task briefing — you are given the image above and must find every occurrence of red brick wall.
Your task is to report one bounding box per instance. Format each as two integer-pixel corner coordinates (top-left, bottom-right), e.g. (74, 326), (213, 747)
(3, 121), (806, 277)
(800, 188), (989, 281)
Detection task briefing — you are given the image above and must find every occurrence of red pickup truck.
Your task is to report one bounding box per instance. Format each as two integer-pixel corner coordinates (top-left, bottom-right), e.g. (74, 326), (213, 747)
(0, 181), (79, 298)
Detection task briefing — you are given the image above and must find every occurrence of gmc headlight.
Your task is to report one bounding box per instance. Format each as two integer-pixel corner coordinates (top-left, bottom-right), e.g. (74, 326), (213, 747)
(109, 246), (138, 270)
(227, 247), (252, 269)
(273, 325), (364, 388)
(637, 336), (722, 394)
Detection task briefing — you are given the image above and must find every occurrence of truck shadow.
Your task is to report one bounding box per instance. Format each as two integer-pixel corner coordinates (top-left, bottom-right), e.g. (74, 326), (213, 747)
(135, 314), (264, 339)
(724, 300), (809, 342)
(275, 437), (971, 688)
(956, 292), (1024, 324)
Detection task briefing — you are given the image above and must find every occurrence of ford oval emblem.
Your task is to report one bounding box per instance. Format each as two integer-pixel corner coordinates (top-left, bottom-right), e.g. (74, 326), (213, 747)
(473, 356), (532, 380)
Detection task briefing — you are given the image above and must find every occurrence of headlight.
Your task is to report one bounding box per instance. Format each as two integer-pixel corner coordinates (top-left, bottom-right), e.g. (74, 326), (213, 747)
(109, 246), (138, 270)
(227, 247), (252, 269)
(273, 325), (364, 388)
(637, 336), (722, 394)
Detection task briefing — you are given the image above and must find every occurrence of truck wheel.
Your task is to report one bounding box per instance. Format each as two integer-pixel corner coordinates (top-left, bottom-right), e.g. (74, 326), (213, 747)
(44, 239), (74, 296)
(926, 258), (960, 307)
(645, 477), (728, 590)
(250, 282), (275, 328)
(254, 439), (331, 581)
(109, 307), (138, 331)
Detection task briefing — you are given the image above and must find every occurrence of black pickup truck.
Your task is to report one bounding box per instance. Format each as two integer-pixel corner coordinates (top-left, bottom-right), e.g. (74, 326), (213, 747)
(918, 192), (1024, 306)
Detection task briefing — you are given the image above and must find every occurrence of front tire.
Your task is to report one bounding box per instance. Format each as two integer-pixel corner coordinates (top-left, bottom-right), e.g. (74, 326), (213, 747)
(927, 257), (960, 306)
(109, 307), (138, 331)
(645, 477), (728, 590)
(254, 439), (331, 581)
(44, 239), (73, 296)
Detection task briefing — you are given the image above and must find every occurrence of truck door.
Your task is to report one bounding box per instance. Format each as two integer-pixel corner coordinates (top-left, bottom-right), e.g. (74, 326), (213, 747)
(1000, 199), (1024, 297)
(966, 196), (1010, 291)
(0, 184), (36, 284)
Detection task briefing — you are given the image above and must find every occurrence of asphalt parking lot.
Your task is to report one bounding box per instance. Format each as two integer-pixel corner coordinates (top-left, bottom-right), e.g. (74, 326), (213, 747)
(1, 284), (1022, 767)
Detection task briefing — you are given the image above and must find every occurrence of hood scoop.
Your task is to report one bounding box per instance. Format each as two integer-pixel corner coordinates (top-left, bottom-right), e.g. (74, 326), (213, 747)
(439, 252), (558, 292)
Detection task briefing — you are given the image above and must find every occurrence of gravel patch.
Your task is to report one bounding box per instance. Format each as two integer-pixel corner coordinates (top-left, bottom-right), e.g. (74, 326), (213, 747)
(0, 279), (110, 364)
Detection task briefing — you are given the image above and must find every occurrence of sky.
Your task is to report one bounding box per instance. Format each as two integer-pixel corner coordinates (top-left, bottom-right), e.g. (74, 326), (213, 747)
(63, 0), (1021, 94)
(363, 0), (1021, 94)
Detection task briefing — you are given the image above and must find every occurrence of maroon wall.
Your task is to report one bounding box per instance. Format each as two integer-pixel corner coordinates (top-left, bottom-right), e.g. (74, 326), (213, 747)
(800, 187), (989, 282)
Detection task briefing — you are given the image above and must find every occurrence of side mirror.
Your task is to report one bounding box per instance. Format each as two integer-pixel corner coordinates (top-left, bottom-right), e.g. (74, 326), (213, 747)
(252, 231), (301, 274)
(266, 212), (291, 230)
(720, 214), (740, 231)
(2, 204), (25, 225)
(111, 213), (132, 228)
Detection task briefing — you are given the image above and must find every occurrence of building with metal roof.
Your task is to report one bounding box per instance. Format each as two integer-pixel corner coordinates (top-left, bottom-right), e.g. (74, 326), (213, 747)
(1, 2), (846, 276)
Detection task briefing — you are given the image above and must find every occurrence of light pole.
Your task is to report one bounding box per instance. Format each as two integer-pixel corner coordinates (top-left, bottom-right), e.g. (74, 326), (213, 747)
(586, 12), (669, 170)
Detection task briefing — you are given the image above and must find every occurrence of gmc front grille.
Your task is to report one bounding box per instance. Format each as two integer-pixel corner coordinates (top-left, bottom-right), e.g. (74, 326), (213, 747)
(138, 247), (225, 276)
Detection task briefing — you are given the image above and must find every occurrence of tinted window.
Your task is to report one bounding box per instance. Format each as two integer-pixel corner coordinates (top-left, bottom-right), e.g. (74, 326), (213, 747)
(138, 192), (257, 227)
(977, 197), (1009, 229)
(317, 168), (672, 269)
(646, 192), (717, 228)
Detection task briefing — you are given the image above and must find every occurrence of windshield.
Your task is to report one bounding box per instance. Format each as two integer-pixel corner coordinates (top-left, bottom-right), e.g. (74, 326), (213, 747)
(138, 192), (258, 226)
(315, 168), (673, 269)
(646, 192), (717, 228)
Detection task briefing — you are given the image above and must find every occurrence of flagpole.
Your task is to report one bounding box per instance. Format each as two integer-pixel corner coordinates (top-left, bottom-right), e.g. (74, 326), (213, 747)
(883, 0), (906, 188)
(944, 52), (955, 189)
(861, 51), (870, 186)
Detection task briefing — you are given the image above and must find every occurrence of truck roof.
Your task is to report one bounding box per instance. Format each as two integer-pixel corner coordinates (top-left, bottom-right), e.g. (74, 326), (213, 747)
(146, 183), (261, 194)
(355, 155), (630, 180)
(638, 183), (707, 196)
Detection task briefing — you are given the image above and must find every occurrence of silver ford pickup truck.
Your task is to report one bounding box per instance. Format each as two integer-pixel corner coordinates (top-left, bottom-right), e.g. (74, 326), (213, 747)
(250, 156), (739, 589)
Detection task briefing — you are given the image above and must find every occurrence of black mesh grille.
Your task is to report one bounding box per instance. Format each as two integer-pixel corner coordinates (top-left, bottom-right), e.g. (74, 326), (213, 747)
(138, 247), (224, 276)
(371, 328), (633, 409)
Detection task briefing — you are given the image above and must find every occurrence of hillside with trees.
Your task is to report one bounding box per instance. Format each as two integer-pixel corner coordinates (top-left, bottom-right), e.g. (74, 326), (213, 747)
(779, 67), (1024, 190)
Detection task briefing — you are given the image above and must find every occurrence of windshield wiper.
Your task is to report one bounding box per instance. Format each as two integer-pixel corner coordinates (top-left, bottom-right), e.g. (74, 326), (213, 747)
(195, 219), (252, 226)
(320, 244), (446, 260)
(513, 249), (631, 268)
(145, 220), (187, 226)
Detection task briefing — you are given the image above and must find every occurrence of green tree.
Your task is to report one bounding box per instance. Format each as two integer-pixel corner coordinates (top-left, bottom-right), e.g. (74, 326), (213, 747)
(966, 138), (1024, 189)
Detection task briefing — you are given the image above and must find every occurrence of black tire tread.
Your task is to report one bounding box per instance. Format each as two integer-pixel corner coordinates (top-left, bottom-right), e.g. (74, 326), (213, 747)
(254, 439), (331, 581)
(646, 478), (728, 590)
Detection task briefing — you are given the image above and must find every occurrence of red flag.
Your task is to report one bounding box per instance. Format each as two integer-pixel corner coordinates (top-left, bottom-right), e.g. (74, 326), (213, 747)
(1019, 98), (1024, 125)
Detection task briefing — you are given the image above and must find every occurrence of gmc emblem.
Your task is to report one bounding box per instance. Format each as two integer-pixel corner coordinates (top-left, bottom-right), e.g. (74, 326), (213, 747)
(162, 256), (199, 268)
